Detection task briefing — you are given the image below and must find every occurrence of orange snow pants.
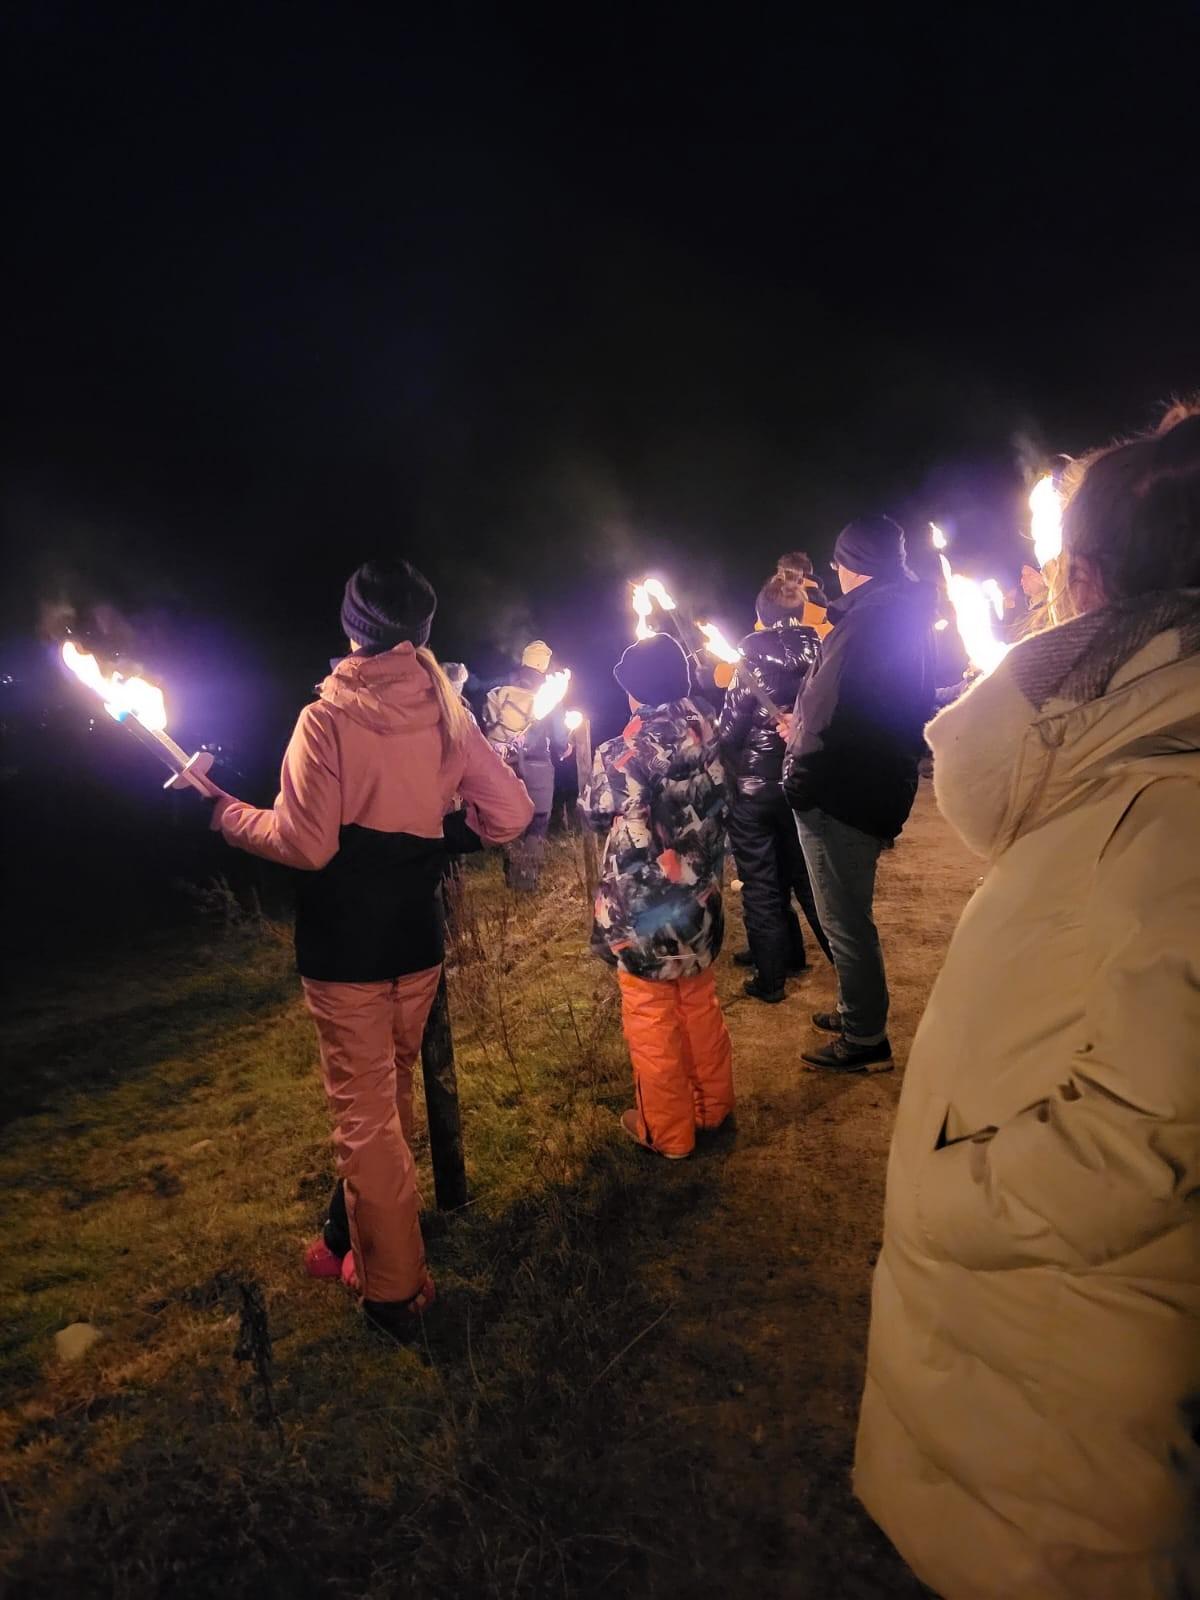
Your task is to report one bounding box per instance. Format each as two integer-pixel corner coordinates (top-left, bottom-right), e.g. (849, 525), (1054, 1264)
(617, 968), (734, 1158)
(302, 966), (441, 1303)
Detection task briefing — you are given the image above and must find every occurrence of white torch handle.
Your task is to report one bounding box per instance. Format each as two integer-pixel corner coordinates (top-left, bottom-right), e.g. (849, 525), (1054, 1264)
(120, 714), (217, 794)
(164, 749), (216, 794)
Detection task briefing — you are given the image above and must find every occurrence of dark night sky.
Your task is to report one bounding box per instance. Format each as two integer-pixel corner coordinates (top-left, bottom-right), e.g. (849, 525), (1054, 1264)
(4, 1), (1199, 746)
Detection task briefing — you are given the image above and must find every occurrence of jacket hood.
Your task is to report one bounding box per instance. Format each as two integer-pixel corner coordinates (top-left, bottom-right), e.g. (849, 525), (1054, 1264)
(928, 592), (1200, 858)
(740, 624), (821, 672)
(318, 642), (443, 736)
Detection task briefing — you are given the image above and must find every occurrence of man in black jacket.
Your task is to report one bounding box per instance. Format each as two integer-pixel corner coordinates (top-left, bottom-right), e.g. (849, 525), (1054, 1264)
(783, 516), (936, 1072)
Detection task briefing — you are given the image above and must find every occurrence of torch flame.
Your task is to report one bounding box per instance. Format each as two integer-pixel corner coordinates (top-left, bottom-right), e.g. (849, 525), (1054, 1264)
(926, 524), (1009, 675)
(61, 641), (169, 731)
(564, 709), (583, 732)
(531, 668), (571, 721)
(980, 578), (1005, 621)
(1030, 474), (1063, 570)
(631, 583), (655, 641)
(641, 578), (677, 611)
(946, 575), (1009, 676)
(698, 621), (743, 667)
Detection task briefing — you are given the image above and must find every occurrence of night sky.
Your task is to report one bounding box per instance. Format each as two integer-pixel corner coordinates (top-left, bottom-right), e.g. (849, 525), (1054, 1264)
(5, 2), (1199, 763)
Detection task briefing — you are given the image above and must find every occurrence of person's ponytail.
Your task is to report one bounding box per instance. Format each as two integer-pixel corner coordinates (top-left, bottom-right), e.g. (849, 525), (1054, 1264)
(415, 646), (472, 762)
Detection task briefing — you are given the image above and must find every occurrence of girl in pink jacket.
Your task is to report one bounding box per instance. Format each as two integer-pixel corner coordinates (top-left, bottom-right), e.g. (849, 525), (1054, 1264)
(209, 559), (533, 1340)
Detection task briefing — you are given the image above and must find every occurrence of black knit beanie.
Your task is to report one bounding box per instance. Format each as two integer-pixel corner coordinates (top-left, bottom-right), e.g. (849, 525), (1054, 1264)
(340, 559), (437, 654)
(613, 633), (691, 707)
(832, 515), (915, 581)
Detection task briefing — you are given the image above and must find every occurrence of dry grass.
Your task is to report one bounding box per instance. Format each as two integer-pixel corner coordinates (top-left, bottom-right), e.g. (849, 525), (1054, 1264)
(0, 796), (978, 1598)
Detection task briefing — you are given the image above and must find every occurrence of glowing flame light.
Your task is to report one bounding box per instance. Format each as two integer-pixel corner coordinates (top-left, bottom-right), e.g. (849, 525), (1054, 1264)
(61, 641), (169, 731)
(946, 575), (1009, 676)
(531, 668), (571, 721)
(698, 622), (743, 666)
(564, 709), (583, 732)
(1030, 474), (1063, 570)
(980, 578), (1005, 621)
(631, 584), (655, 641)
(641, 578), (676, 611)
(926, 524), (1009, 675)
(934, 617), (950, 632)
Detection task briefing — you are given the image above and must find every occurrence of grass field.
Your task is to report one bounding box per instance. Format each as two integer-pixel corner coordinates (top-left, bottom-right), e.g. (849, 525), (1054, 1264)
(0, 787), (979, 1599)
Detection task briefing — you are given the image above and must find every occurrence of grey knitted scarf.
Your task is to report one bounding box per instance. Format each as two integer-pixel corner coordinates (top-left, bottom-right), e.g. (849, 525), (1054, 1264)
(1009, 591), (1200, 713)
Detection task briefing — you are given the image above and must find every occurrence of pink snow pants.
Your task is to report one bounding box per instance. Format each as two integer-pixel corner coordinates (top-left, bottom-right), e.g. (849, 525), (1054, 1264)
(302, 966), (441, 1303)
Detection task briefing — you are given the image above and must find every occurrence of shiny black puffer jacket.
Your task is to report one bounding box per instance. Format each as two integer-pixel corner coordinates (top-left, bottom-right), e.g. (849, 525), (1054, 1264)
(717, 624), (820, 793)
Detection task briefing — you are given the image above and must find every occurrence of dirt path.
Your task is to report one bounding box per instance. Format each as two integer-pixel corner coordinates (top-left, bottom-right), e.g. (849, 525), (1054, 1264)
(627, 782), (981, 1597)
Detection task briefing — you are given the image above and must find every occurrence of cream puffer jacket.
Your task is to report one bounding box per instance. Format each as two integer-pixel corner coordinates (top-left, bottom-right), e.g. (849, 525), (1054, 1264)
(855, 594), (1200, 1599)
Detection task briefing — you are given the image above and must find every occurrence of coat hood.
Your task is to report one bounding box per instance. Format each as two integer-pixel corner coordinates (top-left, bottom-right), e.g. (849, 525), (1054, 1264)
(317, 642), (443, 736)
(928, 591), (1200, 858)
(739, 623), (821, 675)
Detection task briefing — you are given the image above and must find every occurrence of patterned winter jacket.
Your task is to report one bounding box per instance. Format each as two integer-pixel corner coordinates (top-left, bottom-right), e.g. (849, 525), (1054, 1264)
(584, 697), (728, 981)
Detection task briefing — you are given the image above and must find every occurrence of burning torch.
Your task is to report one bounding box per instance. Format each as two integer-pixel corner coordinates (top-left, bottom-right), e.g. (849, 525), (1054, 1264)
(531, 668), (571, 723)
(928, 524), (1010, 679)
(697, 622), (785, 720)
(1029, 474), (1063, 572)
(563, 706), (600, 897)
(630, 577), (706, 668)
(60, 640), (216, 793)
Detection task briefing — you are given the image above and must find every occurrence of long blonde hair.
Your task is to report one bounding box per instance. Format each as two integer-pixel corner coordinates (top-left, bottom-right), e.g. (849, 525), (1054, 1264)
(416, 646), (473, 761)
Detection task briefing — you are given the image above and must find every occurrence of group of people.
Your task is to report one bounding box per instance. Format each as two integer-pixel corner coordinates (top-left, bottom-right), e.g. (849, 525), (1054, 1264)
(200, 400), (1199, 1598)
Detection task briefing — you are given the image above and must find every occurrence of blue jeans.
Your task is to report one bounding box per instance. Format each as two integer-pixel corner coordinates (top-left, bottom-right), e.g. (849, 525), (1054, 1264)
(794, 808), (888, 1044)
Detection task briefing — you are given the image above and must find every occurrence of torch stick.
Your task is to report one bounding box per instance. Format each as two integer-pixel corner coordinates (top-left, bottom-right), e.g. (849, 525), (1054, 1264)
(115, 712), (216, 793)
(632, 578), (708, 670)
(735, 674), (783, 721)
(697, 623), (785, 721)
(61, 640), (215, 793)
(419, 967), (469, 1210)
(565, 710), (600, 902)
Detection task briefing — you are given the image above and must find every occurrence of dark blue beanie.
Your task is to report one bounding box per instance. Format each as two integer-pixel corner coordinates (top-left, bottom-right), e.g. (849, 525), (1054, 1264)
(613, 633), (691, 707)
(833, 516), (915, 581)
(340, 559), (436, 654)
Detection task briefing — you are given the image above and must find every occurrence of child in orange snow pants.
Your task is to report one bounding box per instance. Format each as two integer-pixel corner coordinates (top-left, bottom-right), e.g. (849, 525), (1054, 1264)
(617, 967), (734, 1158)
(585, 634), (735, 1160)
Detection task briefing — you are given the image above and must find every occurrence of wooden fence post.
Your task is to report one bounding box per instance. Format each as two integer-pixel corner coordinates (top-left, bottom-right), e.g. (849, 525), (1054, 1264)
(574, 715), (600, 903)
(420, 969), (469, 1211)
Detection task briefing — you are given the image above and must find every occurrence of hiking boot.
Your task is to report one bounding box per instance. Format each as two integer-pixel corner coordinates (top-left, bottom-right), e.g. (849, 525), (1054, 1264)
(743, 976), (786, 1004)
(735, 947), (809, 975)
(303, 1239), (345, 1280)
(811, 1010), (844, 1034)
(619, 1108), (689, 1160)
(801, 1036), (894, 1074)
(363, 1276), (437, 1342)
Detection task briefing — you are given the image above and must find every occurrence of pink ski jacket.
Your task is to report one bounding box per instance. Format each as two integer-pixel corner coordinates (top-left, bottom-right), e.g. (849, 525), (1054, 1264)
(214, 644), (533, 979)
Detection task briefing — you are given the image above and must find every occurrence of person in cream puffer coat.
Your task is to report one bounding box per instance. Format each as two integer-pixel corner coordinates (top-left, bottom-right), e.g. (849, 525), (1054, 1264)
(855, 406), (1200, 1599)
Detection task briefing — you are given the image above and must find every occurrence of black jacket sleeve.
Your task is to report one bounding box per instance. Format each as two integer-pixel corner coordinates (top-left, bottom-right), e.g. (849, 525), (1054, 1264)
(716, 666), (758, 771)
